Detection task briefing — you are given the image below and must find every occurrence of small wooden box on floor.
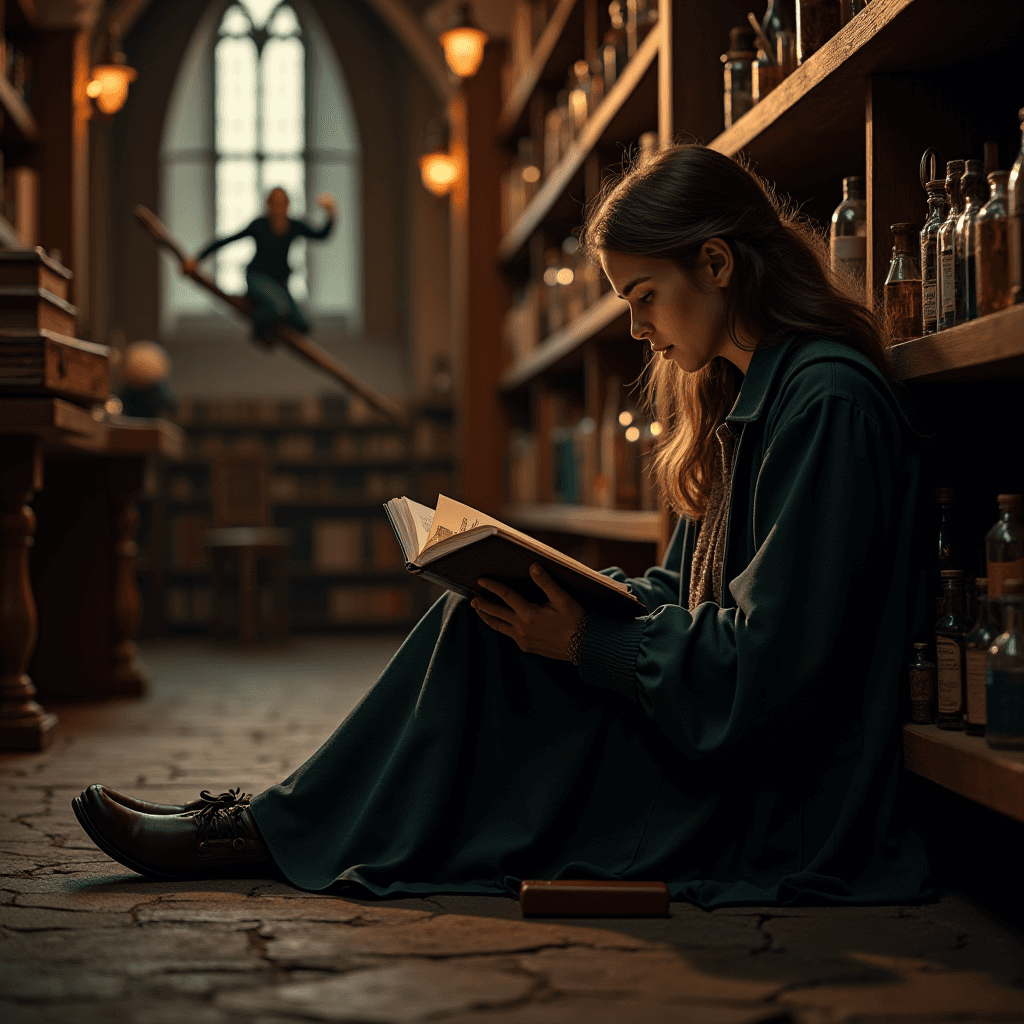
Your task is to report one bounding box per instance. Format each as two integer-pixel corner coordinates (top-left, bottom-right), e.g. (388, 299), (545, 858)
(519, 879), (670, 917)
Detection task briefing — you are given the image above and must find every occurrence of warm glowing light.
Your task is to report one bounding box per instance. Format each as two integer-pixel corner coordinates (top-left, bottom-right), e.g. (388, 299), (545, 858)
(555, 267), (574, 285)
(649, 420), (663, 437)
(625, 425), (641, 442)
(618, 410), (633, 426)
(440, 24), (488, 77)
(418, 151), (460, 196)
(88, 63), (138, 114)
(543, 267), (559, 286)
(522, 165), (540, 183)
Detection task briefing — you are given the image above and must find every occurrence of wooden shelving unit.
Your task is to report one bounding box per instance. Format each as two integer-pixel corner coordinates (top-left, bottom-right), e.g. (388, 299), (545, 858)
(904, 725), (1024, 824)
(0, 72), (39, 143)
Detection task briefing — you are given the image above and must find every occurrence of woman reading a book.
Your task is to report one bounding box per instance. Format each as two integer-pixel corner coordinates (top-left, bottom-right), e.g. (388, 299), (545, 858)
(74, 145), (929, 907)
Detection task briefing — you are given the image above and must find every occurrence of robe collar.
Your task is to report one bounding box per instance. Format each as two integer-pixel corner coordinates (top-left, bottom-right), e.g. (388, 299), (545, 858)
(725, 338), (793, 426)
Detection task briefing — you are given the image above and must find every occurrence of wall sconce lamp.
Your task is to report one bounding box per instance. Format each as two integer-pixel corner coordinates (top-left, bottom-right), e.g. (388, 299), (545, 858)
(439, 1), (488, 79)
(419, 119), (460, 197)
(87, 31), (137, 115)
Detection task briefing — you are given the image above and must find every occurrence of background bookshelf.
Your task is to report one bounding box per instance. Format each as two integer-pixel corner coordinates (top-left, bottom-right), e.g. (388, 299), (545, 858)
(137, 397), (454, 636)
(467, 0), (1024, 816)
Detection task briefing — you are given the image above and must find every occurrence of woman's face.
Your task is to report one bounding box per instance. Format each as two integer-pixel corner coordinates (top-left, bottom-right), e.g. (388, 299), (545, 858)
(600, 244), (741, 374)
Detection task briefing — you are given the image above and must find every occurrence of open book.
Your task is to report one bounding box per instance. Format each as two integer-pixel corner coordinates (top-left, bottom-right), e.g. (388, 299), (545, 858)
(383, 494), (647, 620)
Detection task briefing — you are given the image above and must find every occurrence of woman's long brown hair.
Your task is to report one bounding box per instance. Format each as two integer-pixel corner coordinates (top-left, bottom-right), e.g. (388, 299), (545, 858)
(580, 144), (893, 521)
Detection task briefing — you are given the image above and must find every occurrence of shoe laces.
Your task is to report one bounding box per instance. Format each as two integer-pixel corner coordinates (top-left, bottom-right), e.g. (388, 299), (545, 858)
(192, 791), (255, 846)
(195, 787), (251, 810)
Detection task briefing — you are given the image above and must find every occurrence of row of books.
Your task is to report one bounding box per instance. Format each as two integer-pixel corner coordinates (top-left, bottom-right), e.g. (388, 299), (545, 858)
(166, 470), (413, 505)
(168, 513), (406, 572)
(175, 394), (392, 427)
(182, 431), (412, 462)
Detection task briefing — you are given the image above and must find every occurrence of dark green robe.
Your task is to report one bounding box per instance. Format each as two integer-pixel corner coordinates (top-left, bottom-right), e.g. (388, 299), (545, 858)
(251, 337), (930, 906)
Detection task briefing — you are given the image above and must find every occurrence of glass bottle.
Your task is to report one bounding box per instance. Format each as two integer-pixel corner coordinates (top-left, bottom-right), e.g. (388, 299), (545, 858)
(830, 176), (867, 291)
(908, 642), (936, 725)
(752, 47), (783, 104)
(763, 0), (797, 76)
(976, 171), (1012, 316)
(965, 578), (998, 736)
(935, 568), (968, 730)
(884, 222), (922, 342)
(986, 494), (1024, 601)
(568, 61), (591, 134)
(956, 160), (986, 322)
(1009, 106), (1024, 305)
(721, 27), (757, 129)
(934, 486), (957, 620)
(986, 578), (1024, 750)
(937, 159), (965, 330)
(795, 0), (840, 64)
(602, 1), (628, 88)
(920, 179), (949, 335)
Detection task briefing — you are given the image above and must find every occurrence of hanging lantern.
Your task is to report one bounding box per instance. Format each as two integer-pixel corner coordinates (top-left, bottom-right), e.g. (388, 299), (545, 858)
(439, 1), (488, 79)
(419, 118), (460, 197)
(88, 32), (137, 115)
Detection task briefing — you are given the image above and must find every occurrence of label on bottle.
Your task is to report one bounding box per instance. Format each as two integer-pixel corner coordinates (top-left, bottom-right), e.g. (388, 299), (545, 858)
(921, 237), (937, 328)
(936, 635), (963, 714)
(987, 558), (1024, 599)
(908, 666), (935, 703)
(965, 649), (988, 726)
(940, 249), (957, 316)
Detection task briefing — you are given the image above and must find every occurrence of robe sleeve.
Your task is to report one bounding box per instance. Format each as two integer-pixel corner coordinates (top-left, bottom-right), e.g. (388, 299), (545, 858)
(598, 518), (687, 612)
(294, 217), (335, 240)
(197, 221), (256, 260)
(577, 394), (896, 759)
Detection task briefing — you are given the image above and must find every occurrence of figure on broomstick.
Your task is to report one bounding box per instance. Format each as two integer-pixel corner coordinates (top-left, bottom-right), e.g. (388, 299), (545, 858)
(182, 186), (337, 344)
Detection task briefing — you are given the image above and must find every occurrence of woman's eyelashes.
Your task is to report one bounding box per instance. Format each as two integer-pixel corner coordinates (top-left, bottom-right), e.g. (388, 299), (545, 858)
(638, 291), (654, 305)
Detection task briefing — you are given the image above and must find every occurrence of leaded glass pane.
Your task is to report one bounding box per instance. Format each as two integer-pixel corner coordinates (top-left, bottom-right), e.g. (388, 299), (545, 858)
(268, 4), (300, 36)
(215, 37), (257, 155)
(219, 5), (250, 35)
(261, 36), (304, 155)
(240, 0), (278, 28)
(215, 158), (258, 293)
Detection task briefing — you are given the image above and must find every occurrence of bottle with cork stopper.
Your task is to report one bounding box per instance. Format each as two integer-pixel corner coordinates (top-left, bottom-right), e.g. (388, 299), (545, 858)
(884, 223), (922, 342)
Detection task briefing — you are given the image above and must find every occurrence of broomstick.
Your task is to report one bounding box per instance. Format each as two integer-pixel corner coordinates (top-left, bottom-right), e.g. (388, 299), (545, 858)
(134, 205), (407, 425)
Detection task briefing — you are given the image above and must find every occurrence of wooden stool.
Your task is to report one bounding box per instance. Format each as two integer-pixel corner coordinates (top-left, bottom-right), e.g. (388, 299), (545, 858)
(206, 455), (291, 643)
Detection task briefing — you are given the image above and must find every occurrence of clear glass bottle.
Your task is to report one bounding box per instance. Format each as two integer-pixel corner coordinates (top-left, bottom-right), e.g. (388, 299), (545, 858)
(965, 578), (998, 736)
(986, 494), (1024, 600)
(763, 0), (798, 75)
(935, 568), (969, 730)
(795, 0), (840, 64)
(976, 171), (1012, 316)
(752, 47), (783, 103)
(956, 160), (987, 322)
(830, 176), (867, 291)
(908, 642), (937, 725)
(884, 222), (922, 342)
(986, 578), (1024, 750)
(1009, 106), (1024, 305)
(937, 159), (965, 330)
(721, 27), (757, 129)
(920, 179), (949, 335)
(602, 1), (628, 88)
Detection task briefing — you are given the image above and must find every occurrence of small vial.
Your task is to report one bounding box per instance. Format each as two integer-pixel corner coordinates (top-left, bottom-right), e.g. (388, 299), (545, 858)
(884, 223), (922, 342)
(935, 568), (969, 731)
(908, 642), (936, 725)
(986, 578), (1024, 750)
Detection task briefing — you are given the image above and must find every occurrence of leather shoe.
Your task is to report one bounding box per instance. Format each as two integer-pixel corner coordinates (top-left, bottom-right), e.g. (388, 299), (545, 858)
(72, 784), (273, 881)
(99, 785), (251, 816)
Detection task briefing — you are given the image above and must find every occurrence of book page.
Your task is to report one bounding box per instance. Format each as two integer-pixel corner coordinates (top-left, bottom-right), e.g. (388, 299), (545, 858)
(424, 494), (502, 549)
(406, 498), (436, 555)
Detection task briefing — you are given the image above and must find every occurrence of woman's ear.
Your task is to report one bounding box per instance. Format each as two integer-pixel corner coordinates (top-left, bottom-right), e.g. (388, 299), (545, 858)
(702, 238), (734, 289)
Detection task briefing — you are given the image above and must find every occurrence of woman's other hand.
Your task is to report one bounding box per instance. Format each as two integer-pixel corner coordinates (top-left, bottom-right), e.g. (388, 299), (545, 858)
(473, 564), (585, 661)
(317, 192), (338, 219)
(181, 256), (198, 276)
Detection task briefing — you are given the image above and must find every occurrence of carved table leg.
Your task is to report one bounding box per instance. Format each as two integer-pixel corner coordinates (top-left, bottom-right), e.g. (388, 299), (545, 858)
(0, 437), (59, 751)
(107, 458), (148, 696)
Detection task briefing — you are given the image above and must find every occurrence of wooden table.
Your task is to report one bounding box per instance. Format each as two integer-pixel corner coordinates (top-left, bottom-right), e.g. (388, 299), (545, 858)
(0, 400), (182, 750)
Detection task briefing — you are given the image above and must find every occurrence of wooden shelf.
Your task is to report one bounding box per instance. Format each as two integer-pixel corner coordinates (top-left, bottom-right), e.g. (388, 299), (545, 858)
(0, 213), (21, 246)
(889, 305), (1024, 383)
(903, 724), (1024, 823)
(497, 24), (661, 266)
(708, 0), (1024, 188)
(500, 291), (629, 391)
(0, 73), (39, 143)
(497, 0), (582, 140)
(502, 503), (662, 543)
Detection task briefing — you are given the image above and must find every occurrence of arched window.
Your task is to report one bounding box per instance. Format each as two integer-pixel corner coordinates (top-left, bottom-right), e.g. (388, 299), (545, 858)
(161, 0), (361, 333)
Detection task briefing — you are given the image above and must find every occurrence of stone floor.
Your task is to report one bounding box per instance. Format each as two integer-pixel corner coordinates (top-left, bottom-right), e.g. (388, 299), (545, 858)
(3, 637), (1023, 1024)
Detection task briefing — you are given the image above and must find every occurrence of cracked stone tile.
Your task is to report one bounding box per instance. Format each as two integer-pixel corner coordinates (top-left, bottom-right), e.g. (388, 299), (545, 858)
(130, 968), (276, 996)
(137, 895), (431, 925)
(514, 946), (785, 1003)
(1, 924), (263, 975)
(439, 996), (790, 1024)
(0, 963), (126, 1000)
(262, 913), (657, 964)
(12, 891), (163, 913)
(0, 905), (133, 929)
(216, 961), (536, 1022)
(778, 953), (1024, 1020)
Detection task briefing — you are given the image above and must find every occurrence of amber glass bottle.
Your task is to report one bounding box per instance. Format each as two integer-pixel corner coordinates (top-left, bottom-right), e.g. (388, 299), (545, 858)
(884, 223), (922, 342)
(908, 642), (936, 724)
(965, 578), (998, 736)
(956, 160), (987, 321)
(935, 569), (968, 730)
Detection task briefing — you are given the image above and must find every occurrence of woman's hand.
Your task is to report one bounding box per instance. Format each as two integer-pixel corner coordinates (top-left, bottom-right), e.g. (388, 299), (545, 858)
(472, 564), (585, 661)
(317, 192), (338, 219)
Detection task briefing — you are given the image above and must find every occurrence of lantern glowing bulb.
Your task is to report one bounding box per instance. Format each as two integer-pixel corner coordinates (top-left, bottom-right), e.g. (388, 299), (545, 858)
(87, 62), (137, 114)
(439, 3), (488, 78)
(419, 151), (460, 196)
